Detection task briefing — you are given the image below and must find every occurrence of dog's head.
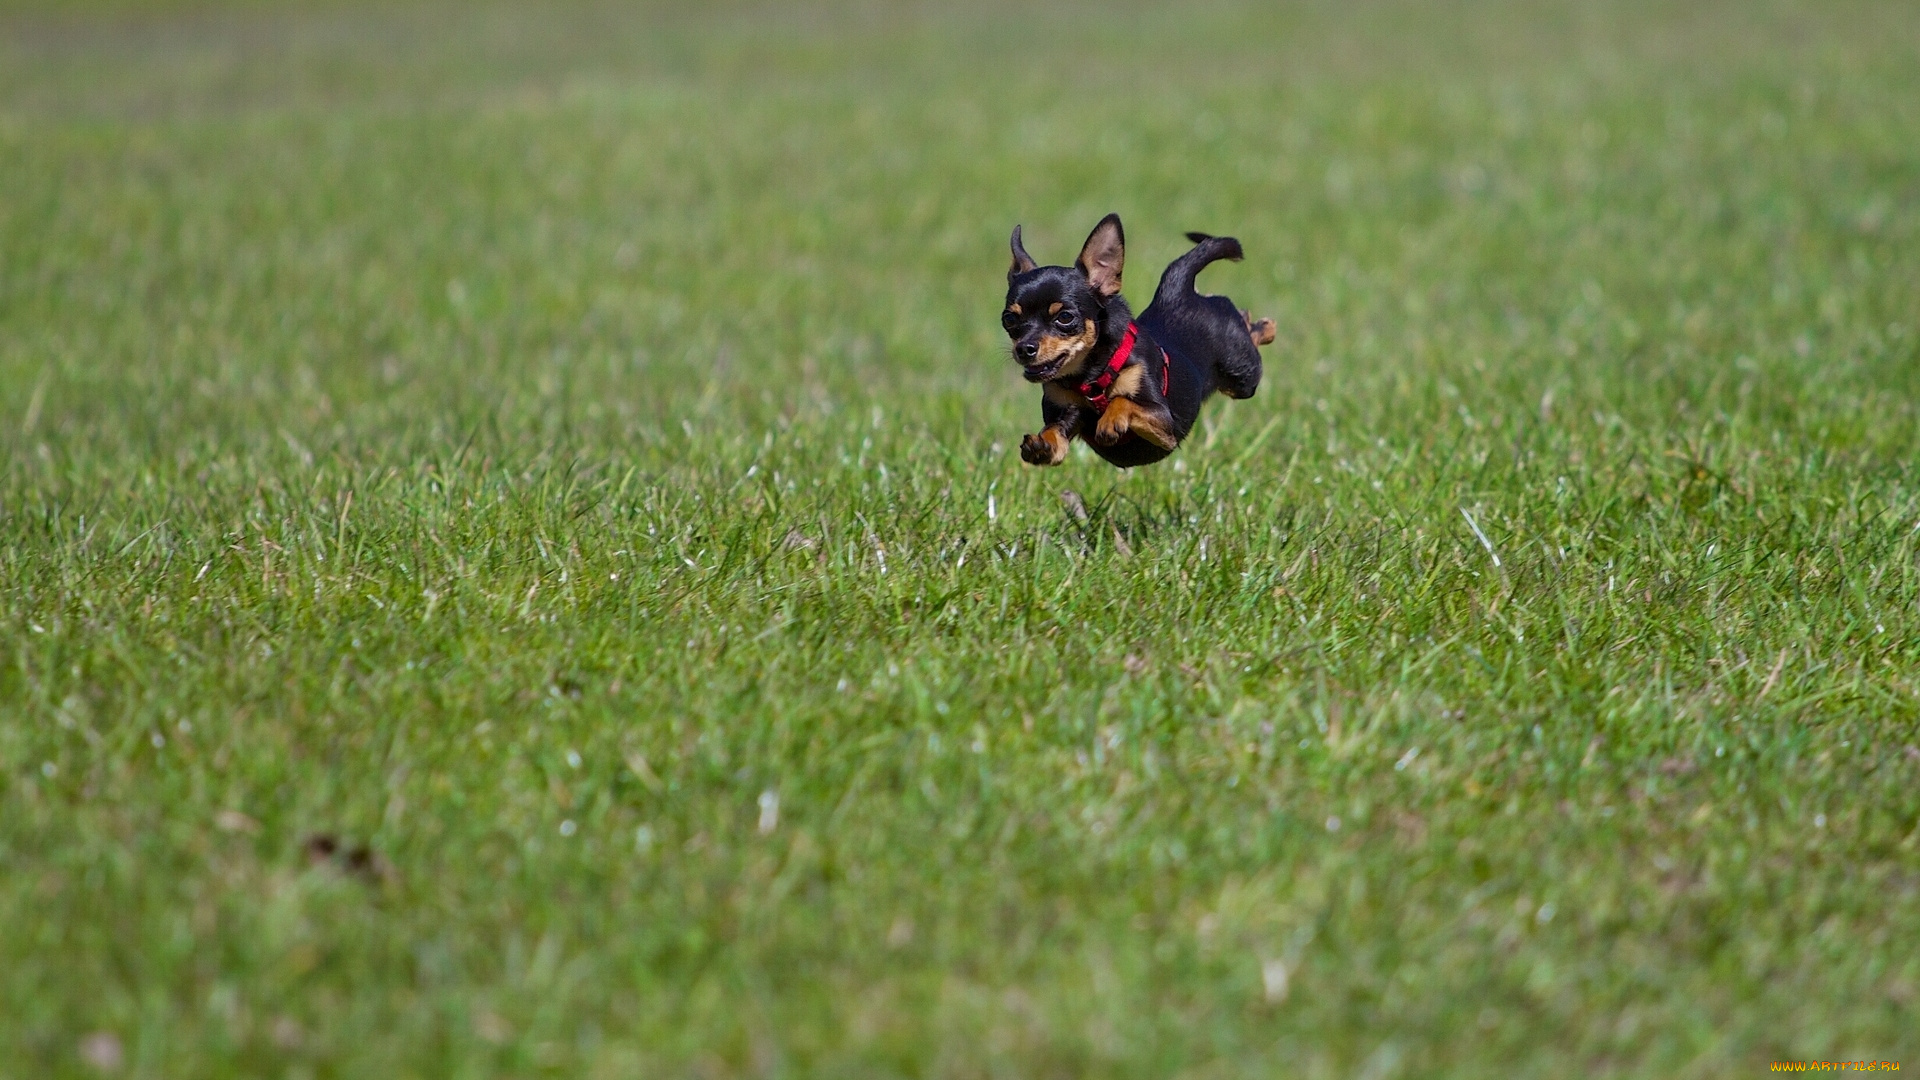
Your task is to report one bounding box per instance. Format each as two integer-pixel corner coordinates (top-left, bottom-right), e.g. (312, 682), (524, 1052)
(1001, 213), (1126, 383)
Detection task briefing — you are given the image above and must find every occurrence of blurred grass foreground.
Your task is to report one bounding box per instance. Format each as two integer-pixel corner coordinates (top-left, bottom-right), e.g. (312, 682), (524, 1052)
(3, 1), (1919, 1077)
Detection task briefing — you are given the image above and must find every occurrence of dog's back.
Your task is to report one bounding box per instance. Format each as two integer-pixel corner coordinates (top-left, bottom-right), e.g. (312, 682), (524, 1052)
(1139, 232), (1264, 407)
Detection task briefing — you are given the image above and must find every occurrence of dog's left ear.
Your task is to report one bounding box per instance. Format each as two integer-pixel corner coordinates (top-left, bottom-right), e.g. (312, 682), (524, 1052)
(1008, 225), (1037, 280)
(1075, 213), (1125, 298)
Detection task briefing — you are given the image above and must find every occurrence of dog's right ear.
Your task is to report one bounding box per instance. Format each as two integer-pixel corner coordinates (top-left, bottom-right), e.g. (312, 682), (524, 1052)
(1009, 225), (1037, 281)
(1075, 213), (1125, 298)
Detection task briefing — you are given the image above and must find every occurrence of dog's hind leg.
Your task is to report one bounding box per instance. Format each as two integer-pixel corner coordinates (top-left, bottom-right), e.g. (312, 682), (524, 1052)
(1242, 310), (1276, 346)
(1212, 322), (1264, 400)
(1214, 349), (1263, 400)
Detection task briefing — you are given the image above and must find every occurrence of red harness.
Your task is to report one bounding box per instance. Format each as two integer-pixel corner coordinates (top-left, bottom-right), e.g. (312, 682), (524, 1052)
(1077, 322), (1169, 410)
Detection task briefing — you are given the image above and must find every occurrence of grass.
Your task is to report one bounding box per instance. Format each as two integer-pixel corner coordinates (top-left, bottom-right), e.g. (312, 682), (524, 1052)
(4, 0), (1920, 1076)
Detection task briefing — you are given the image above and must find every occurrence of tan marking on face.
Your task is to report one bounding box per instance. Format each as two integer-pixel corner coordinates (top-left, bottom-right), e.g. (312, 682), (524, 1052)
(1096, 397), (1177, 450)
(1036, 319), (1099, 376)
(1047, 302), (1063, 315)
(1007, 303), (1022, 316)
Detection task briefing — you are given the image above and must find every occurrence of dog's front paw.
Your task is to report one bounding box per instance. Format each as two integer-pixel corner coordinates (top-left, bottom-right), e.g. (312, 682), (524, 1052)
(1020, 430), (1068, 466)
(1094, 407), (1131, 446)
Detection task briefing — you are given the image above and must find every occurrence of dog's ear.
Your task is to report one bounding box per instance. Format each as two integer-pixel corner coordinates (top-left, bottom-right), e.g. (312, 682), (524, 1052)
(1075, 213), (1125, 298)
(1008, 225), (1037, 280)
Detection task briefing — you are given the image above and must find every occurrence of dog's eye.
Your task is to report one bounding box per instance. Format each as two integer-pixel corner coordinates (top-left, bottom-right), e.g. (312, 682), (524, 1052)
(1001, 311), (1020, 330)
(1054, 311), (1076, 328)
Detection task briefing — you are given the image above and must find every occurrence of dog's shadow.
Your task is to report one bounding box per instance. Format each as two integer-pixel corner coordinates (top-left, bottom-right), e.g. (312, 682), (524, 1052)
(1051, 486), (1187, 556)
(1044, 483), (1307, 563)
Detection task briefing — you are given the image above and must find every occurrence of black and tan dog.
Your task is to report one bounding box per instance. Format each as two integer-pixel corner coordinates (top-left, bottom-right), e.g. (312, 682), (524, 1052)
(1003, 213), (1274, 468)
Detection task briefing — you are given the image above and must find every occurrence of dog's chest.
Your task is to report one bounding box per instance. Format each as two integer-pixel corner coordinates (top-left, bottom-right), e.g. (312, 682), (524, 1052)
(1043, 362), (1149, 412)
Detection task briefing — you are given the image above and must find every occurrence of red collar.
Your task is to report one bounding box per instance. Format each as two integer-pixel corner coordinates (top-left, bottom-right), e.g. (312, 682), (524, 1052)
(1078, 322), (1139, 410)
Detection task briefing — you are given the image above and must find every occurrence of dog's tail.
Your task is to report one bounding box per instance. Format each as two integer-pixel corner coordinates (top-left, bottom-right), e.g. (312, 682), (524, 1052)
(1153, 232), (1245, 306)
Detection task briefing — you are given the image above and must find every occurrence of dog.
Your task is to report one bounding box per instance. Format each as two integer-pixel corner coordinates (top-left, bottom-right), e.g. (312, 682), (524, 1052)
(1003, 213), (1274, 468)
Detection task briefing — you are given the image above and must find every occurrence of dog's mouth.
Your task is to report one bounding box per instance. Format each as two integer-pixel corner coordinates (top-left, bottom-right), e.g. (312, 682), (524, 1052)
(1015, 326), (1097, 383)
(1021, 356), (1067, 383)
(1019, 345), (1089, 383)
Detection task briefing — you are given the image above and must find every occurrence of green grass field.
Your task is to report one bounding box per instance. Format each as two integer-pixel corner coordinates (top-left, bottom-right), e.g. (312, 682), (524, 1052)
(4, 1), (1919, 1076)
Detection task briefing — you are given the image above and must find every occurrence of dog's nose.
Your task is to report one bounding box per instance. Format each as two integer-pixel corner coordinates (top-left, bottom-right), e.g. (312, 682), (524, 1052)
(1017, 341), (1039, 361)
